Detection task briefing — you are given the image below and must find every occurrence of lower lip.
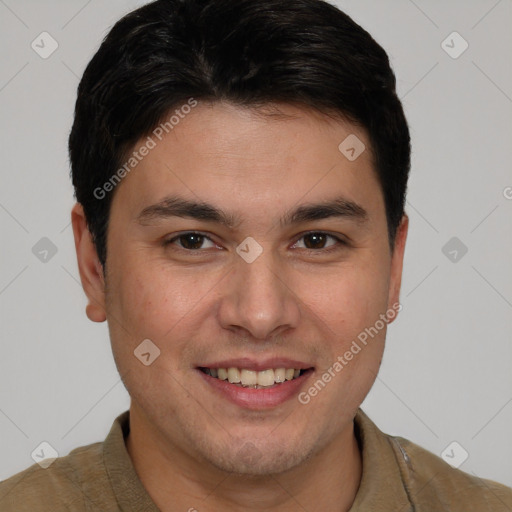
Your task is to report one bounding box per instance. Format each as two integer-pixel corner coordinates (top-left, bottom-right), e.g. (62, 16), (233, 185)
(197, 369), (314, 409)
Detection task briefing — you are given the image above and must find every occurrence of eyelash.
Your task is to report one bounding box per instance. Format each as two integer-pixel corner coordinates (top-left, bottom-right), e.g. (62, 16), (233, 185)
(162, 231), (347, 254)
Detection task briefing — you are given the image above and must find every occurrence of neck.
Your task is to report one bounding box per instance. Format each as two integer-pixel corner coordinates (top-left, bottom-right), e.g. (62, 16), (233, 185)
(126, 406), (362, 512)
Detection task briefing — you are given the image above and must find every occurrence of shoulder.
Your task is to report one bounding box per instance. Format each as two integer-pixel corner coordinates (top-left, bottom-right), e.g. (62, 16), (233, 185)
(388, 434), (512, 510)
(0, 440), (116, 512)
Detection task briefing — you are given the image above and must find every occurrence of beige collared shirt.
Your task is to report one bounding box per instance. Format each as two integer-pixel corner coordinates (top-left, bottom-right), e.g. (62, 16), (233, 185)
(1, 409), (511, 511)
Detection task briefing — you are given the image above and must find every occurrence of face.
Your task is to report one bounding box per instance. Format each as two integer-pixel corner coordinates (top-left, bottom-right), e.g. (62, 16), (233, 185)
(73, 101), (407, 476)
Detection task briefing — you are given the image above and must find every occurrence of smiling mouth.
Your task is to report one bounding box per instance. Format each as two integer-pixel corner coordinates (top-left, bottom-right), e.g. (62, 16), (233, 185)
(198, 367), (312, 389)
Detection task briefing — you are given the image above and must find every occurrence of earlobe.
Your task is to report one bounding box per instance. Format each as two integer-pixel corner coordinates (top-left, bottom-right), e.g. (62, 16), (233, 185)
(85, 303), (106, 322)
(387, 214), (409, 323)
(71, 203), (107, 323)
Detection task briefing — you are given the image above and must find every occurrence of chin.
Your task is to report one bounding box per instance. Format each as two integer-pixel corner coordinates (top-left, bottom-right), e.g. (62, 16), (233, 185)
(203, 439), (313, 476)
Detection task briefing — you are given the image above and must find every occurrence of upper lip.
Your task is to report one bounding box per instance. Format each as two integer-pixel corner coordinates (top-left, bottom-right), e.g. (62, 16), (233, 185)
(197, 357), (314, 372)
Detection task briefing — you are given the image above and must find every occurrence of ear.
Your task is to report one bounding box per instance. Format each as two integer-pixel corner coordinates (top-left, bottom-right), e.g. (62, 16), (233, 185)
(387, 214), (409, 323)
(71, 203), (107, 322)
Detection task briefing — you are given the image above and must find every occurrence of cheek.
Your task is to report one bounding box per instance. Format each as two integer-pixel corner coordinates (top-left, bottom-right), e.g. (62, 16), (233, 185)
(303, 259), (390, 402)
(112, 257), (220, 341)
(306, 262), (390, 338)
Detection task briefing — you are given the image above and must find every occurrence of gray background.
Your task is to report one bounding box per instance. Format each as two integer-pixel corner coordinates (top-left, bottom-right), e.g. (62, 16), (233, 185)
(1, 0), (511, 487)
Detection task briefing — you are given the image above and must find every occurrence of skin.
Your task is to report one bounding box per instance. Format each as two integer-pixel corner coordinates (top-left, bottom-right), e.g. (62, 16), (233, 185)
(72, 101), (408, 512)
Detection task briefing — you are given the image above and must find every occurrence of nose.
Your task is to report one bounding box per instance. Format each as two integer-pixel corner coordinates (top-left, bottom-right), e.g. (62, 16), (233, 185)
(217, 249), (301, 341)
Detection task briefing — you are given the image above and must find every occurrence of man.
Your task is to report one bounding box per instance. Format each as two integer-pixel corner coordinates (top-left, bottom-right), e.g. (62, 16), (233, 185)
(1, 0), (511, 510)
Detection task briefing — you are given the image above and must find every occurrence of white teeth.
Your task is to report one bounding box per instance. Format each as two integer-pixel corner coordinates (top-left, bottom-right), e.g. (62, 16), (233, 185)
(257, 369), (275, 387)
(205, 367), (305, 386)
(274, 368), (286, 383)
(227, 367), (241, 383)
(240, 369), (258, 386)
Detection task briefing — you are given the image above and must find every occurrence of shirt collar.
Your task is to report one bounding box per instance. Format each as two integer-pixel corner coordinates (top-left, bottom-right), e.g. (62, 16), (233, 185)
(349, 408), (412, 510)
(103, 410), (160, 512)
(102, 408), (412, 511)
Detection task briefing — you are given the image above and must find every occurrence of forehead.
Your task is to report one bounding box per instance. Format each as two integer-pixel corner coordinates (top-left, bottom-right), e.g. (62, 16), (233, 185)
(110, 101), (384, 227)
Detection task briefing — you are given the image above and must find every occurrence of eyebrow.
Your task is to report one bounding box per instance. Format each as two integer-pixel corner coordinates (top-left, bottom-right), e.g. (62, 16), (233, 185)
(136, 194), (368, 228)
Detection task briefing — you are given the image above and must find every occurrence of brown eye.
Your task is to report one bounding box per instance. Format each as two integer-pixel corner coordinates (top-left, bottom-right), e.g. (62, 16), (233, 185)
(178, 233), (204, 250)
(164, 232), (216, 250)
(294, 232), (342, 251)
(303, 233), (329, 249)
